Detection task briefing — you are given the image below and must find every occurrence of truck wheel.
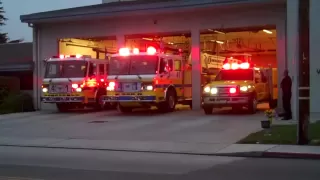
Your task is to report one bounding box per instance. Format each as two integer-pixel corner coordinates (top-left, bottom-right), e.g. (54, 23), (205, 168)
(158, 89), (176, 112)
(248, 95), (258, 114)
(117, 103), (132, 113)
(56, 103), (70, 112)
(203, 106), (213, 115)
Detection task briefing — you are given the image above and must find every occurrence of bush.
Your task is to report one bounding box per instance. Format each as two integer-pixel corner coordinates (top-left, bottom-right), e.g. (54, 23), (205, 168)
(0, 92), (35, 114)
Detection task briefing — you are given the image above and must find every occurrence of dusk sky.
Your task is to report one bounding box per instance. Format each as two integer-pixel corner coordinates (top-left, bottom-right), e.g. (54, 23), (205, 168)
(1, 0), (101, 42)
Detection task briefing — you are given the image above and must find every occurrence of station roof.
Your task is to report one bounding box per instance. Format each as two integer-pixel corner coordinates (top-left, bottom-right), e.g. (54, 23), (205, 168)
(20, 0), (285, 24)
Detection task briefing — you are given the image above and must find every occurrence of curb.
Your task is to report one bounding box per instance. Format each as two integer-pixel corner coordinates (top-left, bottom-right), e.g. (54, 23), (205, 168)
(1, 144), (320, 160)
(262, 152), (320, 160)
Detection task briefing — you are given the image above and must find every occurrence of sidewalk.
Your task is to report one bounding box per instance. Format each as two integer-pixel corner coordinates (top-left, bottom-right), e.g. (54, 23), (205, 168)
(0, 136), (319, 159)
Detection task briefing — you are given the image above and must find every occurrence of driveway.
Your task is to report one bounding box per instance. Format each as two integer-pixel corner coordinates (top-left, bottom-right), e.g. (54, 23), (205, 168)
(0, 105), (265, 154)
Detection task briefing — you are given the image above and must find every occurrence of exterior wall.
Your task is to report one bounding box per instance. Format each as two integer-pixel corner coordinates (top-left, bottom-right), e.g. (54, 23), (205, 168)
(286, 0), (299, 121)
(35, 4), (285, 110)
(310, 0), (320, 120)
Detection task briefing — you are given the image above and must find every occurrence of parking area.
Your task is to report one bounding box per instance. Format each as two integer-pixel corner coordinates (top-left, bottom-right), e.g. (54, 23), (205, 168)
(0, 104), (267, 145)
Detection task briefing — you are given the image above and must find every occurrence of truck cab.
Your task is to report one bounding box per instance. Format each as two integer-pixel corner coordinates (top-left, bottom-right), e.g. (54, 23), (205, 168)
(102, 47), (192, 113)
(41, 54), (109, 112)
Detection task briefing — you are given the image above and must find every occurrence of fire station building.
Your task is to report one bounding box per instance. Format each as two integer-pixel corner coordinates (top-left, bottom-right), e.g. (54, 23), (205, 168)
(19, 0), (318, 121)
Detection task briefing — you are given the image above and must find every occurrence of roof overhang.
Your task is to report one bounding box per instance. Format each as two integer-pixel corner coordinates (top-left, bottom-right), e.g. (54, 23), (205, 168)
(20, 0), (286, 24)
(0, 63), (33, 72)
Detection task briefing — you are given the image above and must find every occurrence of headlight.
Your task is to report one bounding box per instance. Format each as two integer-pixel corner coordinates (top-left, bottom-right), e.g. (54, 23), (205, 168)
(240, 86), (248, 92)
(211, 88), (218, 94)
(76, 88), (82, 92)
(146, 85), (153, 91)
(204, 86), (210, 93)
(42, 87), (48, 93)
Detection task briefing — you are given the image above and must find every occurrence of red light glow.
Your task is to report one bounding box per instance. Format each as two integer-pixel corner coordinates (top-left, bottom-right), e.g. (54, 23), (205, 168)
(147, 46), (157, 55)
(229, 87), (236, 94)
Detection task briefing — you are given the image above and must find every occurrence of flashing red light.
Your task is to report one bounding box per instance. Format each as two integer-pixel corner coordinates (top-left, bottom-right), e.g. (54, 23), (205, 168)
(223, 63), (231, 70)
(76, 54), (82, 58)
(133, 48), (140, 54)
(59, 55), (65, 59)
(119, 48), (130, 56)
(223, 62), (250, 70)
(72, 84), (78, 88)
(147, 46), (157, 55)
(240, 62), (250, 69)
(85, 78), (97, 87)
(231, 63), (239, 70)
(229, 87), (237, 94)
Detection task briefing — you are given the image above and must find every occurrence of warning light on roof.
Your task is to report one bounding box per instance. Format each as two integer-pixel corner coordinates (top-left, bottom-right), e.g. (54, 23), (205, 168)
(147, 46), (157, 55)
(59, 55), (65, 59)
(119, 48), (130, 56)
(223, 63), (250, 70)
(76, 54), (82, 58)
(133, 48), (140, 54)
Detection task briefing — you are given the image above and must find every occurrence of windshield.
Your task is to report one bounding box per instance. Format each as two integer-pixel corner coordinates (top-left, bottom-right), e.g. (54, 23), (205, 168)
(215, 69), (254, 81)
(45, 61), (87, 78)
(109, 55), (159, 75)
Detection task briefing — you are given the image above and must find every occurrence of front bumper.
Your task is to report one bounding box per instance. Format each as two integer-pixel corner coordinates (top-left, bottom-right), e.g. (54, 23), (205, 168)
(102, 95), (156, 102)
(41, 96), (85, 103)
(202, 95), (249, 106)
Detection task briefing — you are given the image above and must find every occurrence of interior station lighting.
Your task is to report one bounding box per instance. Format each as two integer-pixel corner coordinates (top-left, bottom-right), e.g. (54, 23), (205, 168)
(263, 29), (273, 34)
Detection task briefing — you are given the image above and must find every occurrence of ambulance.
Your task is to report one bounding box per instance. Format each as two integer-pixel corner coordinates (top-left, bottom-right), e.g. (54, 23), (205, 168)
(41, 54), (109, 112)
(102, 47), (192, 113)
(201, 54), (277, 114)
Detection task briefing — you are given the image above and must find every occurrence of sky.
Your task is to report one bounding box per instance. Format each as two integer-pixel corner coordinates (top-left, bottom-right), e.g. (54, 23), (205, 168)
(1, 0), (101, 42)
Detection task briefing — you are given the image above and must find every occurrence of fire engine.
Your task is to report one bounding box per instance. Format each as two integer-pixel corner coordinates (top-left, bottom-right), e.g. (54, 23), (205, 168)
(102, 46), (192, 113)
(41, 54), (109, 112)
(201, 54), (277, 114)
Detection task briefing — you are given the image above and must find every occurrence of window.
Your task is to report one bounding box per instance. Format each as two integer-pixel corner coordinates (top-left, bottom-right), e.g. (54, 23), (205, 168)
(89, 63), (97, 77)
(99, 64), (105, 75)
(167, 59), (173, 71)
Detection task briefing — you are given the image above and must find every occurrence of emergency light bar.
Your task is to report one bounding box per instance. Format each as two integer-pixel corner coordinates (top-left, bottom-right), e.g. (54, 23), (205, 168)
(119, 46), (157, 56)
(223, 62), (250, 70)
(52, 54), (91, 59)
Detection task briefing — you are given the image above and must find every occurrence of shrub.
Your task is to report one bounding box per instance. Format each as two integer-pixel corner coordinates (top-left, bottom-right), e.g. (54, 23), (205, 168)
(0, 92), (34, 114)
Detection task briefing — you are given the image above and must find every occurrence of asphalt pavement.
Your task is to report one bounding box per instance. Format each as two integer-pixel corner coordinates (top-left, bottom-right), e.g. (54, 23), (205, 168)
(0, 146), (319, 180)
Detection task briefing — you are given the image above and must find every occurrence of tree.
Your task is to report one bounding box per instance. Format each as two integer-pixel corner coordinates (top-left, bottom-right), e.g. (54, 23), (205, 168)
(0, 0), (8, 43)
(0, 1), (23, 44)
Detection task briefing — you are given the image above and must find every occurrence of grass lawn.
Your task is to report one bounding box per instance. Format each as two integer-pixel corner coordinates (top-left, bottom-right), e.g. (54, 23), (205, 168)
(238, 121), (320, 145)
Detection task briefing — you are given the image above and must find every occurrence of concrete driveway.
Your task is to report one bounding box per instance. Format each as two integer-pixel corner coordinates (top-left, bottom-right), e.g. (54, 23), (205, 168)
(0, 105), (266, 154)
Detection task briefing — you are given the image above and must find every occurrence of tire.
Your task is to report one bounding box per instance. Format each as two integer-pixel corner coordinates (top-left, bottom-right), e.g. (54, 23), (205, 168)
(203, 106), (213, 115)
(56, 103), (70, 112)
(157, 89), (177, 113)
(248, 94), (258, 114)
(117, 103), (132, 113)
(94, 90), (105, 111)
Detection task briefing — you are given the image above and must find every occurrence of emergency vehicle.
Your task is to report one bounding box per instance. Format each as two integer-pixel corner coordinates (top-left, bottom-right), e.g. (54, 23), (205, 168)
(102, 46), (192, 113)
(201, 54), (277, 114)
(41, 54), (109, 112)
